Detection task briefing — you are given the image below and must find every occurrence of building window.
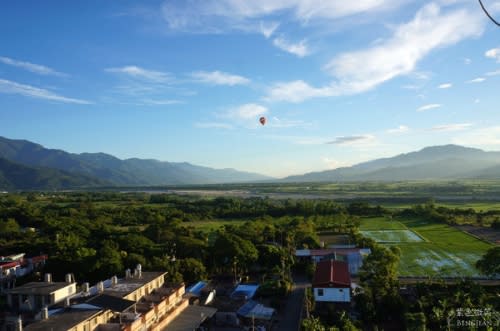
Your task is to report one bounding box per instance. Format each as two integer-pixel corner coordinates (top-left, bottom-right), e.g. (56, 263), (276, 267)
(317, 289), (324, 296)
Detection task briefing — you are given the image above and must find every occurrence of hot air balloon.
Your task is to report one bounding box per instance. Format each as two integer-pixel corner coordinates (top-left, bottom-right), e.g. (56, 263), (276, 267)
(259, 116), (266, 126)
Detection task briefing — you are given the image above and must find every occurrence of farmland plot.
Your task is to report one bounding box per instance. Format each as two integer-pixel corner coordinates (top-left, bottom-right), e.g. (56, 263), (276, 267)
(359, 217), (493, 277)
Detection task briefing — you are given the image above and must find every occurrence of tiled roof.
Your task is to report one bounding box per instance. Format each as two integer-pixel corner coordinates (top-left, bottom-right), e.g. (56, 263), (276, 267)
(312, 260), (350, 287)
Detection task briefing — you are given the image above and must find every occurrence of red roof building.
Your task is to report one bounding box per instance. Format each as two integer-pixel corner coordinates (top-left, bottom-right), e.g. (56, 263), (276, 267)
(312, 260), (351, 303)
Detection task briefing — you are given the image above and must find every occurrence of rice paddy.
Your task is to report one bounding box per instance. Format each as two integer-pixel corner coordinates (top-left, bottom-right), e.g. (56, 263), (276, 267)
(359, 216), (493, 277)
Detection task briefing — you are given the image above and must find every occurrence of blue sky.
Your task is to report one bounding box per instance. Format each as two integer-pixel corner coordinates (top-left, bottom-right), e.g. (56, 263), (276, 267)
(1, 0), (499, 177)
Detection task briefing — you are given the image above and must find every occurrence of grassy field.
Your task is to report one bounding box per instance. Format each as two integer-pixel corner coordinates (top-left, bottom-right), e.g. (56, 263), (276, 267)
(359, 216), (493, 277)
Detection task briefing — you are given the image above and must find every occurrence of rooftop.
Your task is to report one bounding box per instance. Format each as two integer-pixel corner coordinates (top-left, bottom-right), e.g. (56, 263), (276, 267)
(103, 272), (166, 298)
(23, 308), (102, 331)
(166, 305), (217, 331)
(312, 260), (351, 288)
(7, 282), (73, 295)
(85, 294), (135, 313)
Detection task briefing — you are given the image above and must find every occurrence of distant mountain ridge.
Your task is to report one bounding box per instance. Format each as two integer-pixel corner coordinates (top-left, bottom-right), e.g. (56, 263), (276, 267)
(2, 136), (500, 190)
(283, 145), (500, 182)
(0, 136), (273, 189)
(0, 157), (107, 190)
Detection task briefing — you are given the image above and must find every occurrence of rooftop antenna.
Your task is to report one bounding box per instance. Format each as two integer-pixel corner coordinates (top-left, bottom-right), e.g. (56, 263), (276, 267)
(479, 0), (500, 26)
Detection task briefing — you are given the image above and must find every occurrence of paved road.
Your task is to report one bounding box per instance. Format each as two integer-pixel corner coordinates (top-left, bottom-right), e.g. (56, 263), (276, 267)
(275, 275), (309, 331)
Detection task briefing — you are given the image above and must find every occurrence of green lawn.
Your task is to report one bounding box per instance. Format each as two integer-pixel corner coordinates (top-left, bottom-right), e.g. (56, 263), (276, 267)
(359, 217), (493, 277)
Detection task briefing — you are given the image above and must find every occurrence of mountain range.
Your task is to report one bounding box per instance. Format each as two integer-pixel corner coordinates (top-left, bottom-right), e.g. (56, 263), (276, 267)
(1, 136), (500, 190)
(0, 136), (272, 190)
(283, 145), (500, 182)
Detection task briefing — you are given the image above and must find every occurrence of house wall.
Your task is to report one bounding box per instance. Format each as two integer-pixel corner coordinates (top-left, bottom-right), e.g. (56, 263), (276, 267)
(53, 283), (77, 303)
(123, 274), (165, 302)
(69, 310), (113, 331)
(314, 287), (350, 302)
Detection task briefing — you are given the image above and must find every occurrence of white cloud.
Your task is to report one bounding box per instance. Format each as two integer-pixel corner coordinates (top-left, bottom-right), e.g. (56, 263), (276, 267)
(161, 0), (397, 32)
(387, 125), (410, 134)
(269, 116), (311, 128)
(195, 122), (233, 129)
(324, 3), (483, 94)
(0, 78), (91, 104)
(417, 103), (441, 112)
(466, 77), (486, 83)
(0, 56), (67, 77)
(191, 70), (250, 85)
(105, 66), (171, 83)
(430, 123), (472, 132)
(272, 37), (310, 57)
(142, 99), (182, 105)
(228, 103), (268, 119)
(326, 134), (375, 145)
(452, 126), (500, 147)
(438, 83), (452, 89)
(260, 21), (279, 38)
(485, 47), (500, 62)
(464, 58), (472, 65)
(266, 80), (335, 103)
(485, 69), (500, 76)
(322, 157), (352, 170)
(401, 85), (418, 90)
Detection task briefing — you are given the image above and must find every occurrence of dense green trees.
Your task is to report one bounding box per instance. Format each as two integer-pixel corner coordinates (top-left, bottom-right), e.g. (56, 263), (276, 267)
(356, 244), (403, 325)
(476, 246), (500, 277)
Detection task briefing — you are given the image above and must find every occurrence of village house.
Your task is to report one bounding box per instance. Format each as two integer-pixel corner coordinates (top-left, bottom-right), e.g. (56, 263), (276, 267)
(312, 260), (351, 304)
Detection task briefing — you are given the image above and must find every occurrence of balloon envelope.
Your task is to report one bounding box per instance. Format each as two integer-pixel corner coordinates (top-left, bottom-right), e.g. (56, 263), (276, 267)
(259, 117), (266, 125)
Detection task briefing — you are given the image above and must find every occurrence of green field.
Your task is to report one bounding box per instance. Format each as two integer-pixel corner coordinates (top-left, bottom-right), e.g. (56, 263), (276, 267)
(359, 217), (493, 277)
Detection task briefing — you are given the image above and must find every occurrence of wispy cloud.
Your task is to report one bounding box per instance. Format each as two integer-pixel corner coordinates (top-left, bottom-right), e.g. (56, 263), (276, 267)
(105, 66), (171, 83)
(161, 1), (398, 32)
(227, 103), (268, 119)
(142, 99), (183, 105)
(0, 56), (67, 77)
(195, 122), (233, 129)
(464, 58), (472, 65)
(269, 116), (311, 128)
(438, 83), (452, 89)
(485, 69), (500, 76)
(417, 103), (441, 112)
(322, 157), (352, 170)
(452, 126), (500, 147)
(267, 3), (484, 103)
(191, 70), (250, 86)
(272, 37), (309, 57)
(324, 3), (483, 95)
(266, 80), (334, 103)
(387, 125), (410, 134)
(485, 47), (500, 62)
(260, 21), (279, 38)
(326, 134), (375, 145)
(430, 123), (472, 132)
(466, 77), (486, 83)
(0, 78), (91, 104)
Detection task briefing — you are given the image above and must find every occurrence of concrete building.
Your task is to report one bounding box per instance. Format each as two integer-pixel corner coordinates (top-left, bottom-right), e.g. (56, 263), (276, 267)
(6, 273), (77, 312)
(0, 254), (48, 293)
(2, 266), (215, 331)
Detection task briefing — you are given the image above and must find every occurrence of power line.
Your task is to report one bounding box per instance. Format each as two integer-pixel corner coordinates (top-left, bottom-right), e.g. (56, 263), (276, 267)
(479, 0), (500, 27)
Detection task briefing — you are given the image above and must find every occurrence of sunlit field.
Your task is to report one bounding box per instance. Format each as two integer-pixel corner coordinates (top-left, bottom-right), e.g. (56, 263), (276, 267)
(359, 216), (494, 277)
